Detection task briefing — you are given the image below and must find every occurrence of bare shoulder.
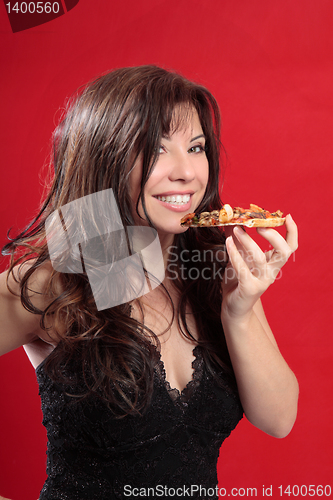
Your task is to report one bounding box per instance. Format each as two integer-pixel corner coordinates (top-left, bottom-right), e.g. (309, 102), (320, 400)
(1, 259), (55, 312)
(0, 260), (61, 357)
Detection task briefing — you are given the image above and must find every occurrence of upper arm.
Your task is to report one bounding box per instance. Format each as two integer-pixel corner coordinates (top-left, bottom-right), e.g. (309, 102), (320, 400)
(0, 263), (54, 357)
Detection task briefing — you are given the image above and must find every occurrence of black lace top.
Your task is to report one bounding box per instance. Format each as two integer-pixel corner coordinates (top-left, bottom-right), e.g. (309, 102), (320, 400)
(36, 346), (243, 499)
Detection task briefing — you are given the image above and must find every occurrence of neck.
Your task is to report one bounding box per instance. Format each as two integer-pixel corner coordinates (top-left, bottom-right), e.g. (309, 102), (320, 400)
(157, 232), (176, 267)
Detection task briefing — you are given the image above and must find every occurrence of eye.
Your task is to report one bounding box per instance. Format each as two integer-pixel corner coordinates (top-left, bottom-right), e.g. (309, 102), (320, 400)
(158, 145), (166, 154)
(188, 144), (206, 154)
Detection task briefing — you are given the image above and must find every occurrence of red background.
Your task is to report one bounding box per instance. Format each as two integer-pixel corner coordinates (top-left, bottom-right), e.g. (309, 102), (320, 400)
(0, 1), (332, 499)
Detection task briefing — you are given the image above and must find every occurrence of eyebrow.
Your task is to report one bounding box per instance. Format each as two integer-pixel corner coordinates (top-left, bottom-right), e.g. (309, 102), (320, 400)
(162, 134), (206, 142)
(190, 134), (206, 142)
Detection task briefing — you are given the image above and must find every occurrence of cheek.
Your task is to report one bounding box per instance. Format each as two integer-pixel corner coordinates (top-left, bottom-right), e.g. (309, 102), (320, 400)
(199, 159), (209, 188)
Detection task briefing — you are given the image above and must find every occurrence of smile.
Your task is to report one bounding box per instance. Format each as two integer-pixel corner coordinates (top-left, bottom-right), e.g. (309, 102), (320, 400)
(155, 194), (191, 205)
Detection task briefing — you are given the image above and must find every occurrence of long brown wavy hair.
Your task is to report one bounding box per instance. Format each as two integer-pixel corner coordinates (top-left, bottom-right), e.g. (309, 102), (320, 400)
(3, 65), (232, 416)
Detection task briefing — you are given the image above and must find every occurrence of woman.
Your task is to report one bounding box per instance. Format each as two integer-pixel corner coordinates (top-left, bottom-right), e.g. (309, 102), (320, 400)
(0, 66), (298, 499)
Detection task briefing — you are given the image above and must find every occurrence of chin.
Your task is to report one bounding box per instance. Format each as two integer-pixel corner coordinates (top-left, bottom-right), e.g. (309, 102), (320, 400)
(154, 221), (188, 237)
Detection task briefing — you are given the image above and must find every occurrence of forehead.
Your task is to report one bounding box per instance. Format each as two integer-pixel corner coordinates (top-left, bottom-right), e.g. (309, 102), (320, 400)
(166, 105), (203, 137)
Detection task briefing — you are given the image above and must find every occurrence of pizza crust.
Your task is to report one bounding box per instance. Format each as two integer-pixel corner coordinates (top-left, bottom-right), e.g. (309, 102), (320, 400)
(221, 217), (286, 228)
(181, 218), (286, 227)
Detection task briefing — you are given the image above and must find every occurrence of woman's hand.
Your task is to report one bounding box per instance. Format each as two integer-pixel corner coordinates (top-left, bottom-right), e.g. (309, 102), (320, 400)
(220, 214), (299, 437)
(222, 214), (298, 322)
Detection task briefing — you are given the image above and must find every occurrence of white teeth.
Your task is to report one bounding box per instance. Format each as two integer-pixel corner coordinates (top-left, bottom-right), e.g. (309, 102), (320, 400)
(156, 194), (191, 205)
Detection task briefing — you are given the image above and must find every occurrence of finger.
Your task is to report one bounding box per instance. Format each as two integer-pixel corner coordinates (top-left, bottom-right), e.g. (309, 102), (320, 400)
(265, 249), (275, 262)
(225, 235), (278, 298)
(231, 229), (284, 285)
(231, 231), (264, 273)
(256, 216), (297, 263)
(231, 228), (247, 256)
(232, 226), (285, 281)
(232, 226), (267, 268)
(225, 235), (253, 285)
(218, 227), (245, 267)
(257, 214), (298, 252)
(284, 214), (298, 252)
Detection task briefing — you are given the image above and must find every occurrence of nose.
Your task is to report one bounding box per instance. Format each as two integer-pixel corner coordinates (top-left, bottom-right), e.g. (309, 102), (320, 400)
(168, 150), (195, 182)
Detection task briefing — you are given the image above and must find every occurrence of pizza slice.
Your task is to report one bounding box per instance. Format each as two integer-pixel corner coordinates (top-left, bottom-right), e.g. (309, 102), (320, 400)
(180, 204), (286, 228)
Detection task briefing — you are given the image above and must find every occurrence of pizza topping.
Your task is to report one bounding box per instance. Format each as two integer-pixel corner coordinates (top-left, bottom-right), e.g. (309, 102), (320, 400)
(196, 212), (217, 226)
(249, 211), (266, 219)
(180, 204), (285, 227)
(219, 204), (233, 223)
(181, 213), (196, 224)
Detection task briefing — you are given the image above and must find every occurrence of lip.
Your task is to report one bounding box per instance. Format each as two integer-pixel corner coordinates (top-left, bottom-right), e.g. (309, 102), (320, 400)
(153, 191), (195, 197)
(153, 193), (193, 212)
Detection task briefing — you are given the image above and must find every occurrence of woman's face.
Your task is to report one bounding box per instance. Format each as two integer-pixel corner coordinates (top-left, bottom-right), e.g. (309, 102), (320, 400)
(129, 108), (209, 242)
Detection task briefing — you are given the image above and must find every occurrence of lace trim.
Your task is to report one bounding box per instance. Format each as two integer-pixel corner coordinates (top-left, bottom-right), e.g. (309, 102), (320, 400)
(153, 344), (204, 404)
(129, 303), (204, 405)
